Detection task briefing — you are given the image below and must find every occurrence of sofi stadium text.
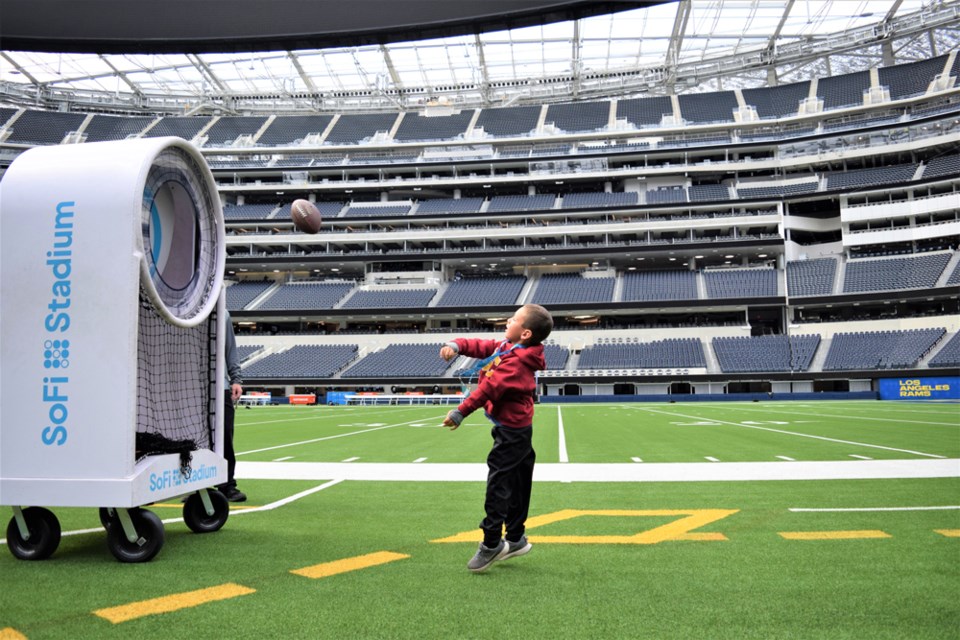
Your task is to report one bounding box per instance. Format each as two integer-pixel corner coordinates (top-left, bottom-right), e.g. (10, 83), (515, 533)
(149, 465), (218, 492)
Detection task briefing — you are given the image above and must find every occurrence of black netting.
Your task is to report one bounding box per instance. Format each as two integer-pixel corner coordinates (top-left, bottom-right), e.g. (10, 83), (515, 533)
(136, 290), (217, 470)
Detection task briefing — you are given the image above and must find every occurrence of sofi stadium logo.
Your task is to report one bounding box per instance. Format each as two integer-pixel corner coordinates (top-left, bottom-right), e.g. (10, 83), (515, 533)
(41, 201), (75, 446)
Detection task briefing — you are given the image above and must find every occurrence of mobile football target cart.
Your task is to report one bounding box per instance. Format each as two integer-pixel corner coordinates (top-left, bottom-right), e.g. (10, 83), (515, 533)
(0, 137), (231, 562)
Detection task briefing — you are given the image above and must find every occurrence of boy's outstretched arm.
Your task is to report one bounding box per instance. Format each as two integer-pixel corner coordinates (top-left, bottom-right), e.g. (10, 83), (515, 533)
(442, 409), (463, 430)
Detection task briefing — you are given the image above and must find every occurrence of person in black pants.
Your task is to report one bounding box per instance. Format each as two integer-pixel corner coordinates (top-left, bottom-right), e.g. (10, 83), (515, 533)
(219, 311), (246, 502)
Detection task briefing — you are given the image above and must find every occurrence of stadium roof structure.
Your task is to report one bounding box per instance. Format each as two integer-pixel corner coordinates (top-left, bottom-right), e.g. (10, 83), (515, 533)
(0, 0), (958, 115)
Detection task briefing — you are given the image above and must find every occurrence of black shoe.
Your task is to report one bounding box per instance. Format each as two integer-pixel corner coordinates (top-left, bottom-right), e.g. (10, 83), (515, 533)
(220, 486), (247, 503)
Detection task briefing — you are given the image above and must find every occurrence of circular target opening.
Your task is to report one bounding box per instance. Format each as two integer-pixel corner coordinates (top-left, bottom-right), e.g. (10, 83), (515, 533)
(140, 145), (223, 325)
(145, 180), (200, 293)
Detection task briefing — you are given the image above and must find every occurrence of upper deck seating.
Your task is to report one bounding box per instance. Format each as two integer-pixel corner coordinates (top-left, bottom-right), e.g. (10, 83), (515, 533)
(415, 198), (484, 215)
(204, 116), (268, 146)
(826, 163), (918, 190)
(144, 116), (211, 139)
(341, 289), (438, 309)
(704, 268), (779, 298)
(223, 202), (278, 220)
(343, 204), (411, 217)
(615, 96), (674, 127)
(257, 282), (355, 311)
(394, 111), (474, 142)
(83, 115), (154, 142)
(4, 111), (88, 145)
(817, 70), (871, 110)
(544, 101), (610, 133)
(741, 82), (811, 119)
(257, 115), (334, 146)
(678, 91), (738, 124)
(324, 113), (398, 144)
(622, 270), (698, 302)
(435, 275), (526, 307)
(787, 258), (837, 297)
(924, 154), (960, 179)
(474, 106), (541, 137)
(226, 281), (275, 310)
(842, 253), (951, 293)
(487, 194), (555, 213)
(561, 192), (638, 209)
(878, 55), (949, 100)
(532, 273), (615, 305)
(688, 184), (730, 202)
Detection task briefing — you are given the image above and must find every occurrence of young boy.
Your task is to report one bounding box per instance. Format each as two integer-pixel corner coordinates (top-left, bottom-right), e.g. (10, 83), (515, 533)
(440, 303), (553, 572)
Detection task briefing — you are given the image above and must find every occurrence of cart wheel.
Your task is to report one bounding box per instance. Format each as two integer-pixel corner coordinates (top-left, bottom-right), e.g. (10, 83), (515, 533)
(99, 507), (119, 530)
(183, 490), (230, 533)
(106, 508), (165, 563)
(6, 507), (62, 561)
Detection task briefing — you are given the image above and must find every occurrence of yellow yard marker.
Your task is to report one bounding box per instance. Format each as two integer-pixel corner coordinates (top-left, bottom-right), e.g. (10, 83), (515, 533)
(432, 509), (738, 544)
(0, 628), (28, 640)
(779, 530), (891, 540)
(93, 583), (255, 624)
(934, 529), (960, 537)
(291, 551), (410, 579)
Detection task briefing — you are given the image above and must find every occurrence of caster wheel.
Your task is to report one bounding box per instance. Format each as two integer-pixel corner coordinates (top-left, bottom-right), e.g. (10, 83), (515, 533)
(183, 490), (230, 533)
(106, 508), (165, 563)
(6, 507), (61, 560)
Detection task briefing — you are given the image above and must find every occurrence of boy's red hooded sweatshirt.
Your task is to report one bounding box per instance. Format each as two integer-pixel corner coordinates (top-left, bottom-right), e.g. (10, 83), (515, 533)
(452, 338), (545, 428)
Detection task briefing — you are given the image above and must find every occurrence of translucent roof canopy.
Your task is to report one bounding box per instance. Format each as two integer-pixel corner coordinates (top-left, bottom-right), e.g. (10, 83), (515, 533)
(0, 0), (956, 114)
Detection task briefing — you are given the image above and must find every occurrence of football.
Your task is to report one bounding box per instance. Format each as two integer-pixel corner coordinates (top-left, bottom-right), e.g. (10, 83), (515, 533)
(291, 199), (322, 234)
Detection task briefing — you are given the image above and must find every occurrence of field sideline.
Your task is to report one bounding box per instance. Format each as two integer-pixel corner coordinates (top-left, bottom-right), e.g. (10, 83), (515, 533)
(1, 400), (957, 639)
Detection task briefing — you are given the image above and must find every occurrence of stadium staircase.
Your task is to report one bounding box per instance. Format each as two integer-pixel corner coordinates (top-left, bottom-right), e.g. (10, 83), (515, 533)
(701, 339), (721, 374)
(935, 253), (960, 288)
(833, 258), (846, 295)
(333, 287), (359, 309)
(428, 281), (450, 307)
(611, 273), (625, 302)
(806, 337), (832, 372)
(916, 332), (953, 369)
(517, 274), (539, 304)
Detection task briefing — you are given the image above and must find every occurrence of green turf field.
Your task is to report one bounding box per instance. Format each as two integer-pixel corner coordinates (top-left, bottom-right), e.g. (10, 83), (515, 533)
(1, 401), (958, 639)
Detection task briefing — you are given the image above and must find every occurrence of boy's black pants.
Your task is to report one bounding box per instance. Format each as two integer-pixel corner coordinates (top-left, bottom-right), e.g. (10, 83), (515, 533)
(481, 424), (535, 547)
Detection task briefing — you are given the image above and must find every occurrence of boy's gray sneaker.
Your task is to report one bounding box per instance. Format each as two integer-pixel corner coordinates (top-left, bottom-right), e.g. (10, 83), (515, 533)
(467, 540), (507, 573)
(502, 535), (532, 560)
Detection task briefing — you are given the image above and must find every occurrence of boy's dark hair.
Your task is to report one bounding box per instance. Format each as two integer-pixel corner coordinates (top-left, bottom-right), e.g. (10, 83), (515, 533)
(521, 304), (553, 345)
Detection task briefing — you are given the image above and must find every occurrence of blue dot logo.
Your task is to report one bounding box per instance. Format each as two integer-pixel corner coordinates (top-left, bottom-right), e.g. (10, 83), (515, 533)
(43, 339), (70, 369)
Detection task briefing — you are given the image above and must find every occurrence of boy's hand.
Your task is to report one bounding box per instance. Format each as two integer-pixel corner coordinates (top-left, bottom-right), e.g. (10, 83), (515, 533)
(442, 409), (464, 430)
(439, 346), (457, 361)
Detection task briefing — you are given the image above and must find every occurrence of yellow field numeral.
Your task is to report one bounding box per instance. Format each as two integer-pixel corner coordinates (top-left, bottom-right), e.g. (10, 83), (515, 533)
(431, 508), (739, 545)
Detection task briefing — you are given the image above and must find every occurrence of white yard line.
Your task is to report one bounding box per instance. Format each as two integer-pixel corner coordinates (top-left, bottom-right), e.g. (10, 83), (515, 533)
(634, 406), (947, 459)
(273, 456), (294, 462)
(705, 456), (720, 462)
(557, 406), (569, 463)
(413, 457), (428, 463)
(776, 456), (796, 461)
(342, 457), (360, 462)
(848, 454), (873, 460)
(237, 416), (445, 456)
(789, 505), (960, 512)
(721, 404), (959, 427)
(237, 458), (960, 482)
(631, 457), (643, 463)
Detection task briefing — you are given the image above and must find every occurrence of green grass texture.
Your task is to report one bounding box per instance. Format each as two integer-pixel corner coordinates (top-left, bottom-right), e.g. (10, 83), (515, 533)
(1, 401), (957, 639)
